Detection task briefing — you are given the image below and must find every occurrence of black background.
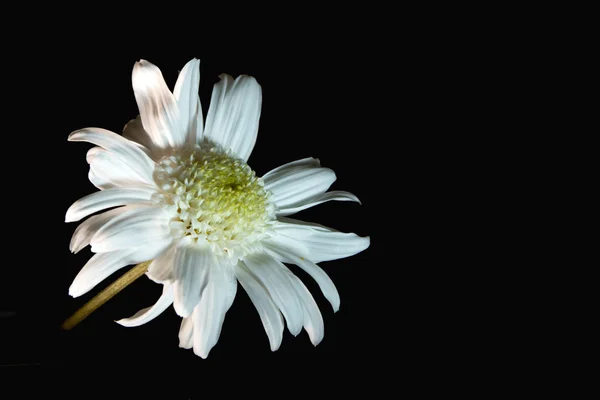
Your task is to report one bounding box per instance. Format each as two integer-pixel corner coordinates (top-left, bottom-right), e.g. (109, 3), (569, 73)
(0, 9), (537, 396)
(2, 48), (388, 372)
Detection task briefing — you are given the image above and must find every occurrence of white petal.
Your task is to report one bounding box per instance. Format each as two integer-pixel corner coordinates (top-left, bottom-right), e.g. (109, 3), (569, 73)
(262, 157), (321, 183)
(223, 261), (238, 309)
(86, 146), (103, 164)
(204, 74), (262, 161)
(288, 273), (324, 346)
(90, 206), (171, 253)
(88, 170), (109, 191)
(270, 218), (370, 263)
(192, 260), (237, 359)
(264, 241), (340, 312)
(235, 263), (284, 351)
(91, 225), (171, 253)
(173, 58), (203, 145)
(70, 206), (130, 254)
(276, 190), (361, 217)
(69, 243), (169, 297)
(242, 253), (303, 336)
(88, 148), (154, 190)
(69, 249), (133, 297)
(115, 284), (174, 327)
(178, 317), (194, 349)
(122, 116), (161, 160)
(146, 244), (176, 284)
(172, 240), (211, 318)
(65, 187), (155, 223)
(264, 167), (336, 210)
(132, 59), (185, 152)
(68, 128), (155, 183)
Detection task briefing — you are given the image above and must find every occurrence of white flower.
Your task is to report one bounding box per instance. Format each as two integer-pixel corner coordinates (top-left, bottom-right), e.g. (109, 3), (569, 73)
(65, 58), (370, 358)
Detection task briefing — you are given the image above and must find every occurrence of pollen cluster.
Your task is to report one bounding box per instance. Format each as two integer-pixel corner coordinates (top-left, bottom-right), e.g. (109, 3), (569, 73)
(152, 142), (275, 259)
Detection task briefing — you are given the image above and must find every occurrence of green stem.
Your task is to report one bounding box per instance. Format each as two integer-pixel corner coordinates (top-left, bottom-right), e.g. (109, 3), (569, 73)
(61, 261), (152, 330)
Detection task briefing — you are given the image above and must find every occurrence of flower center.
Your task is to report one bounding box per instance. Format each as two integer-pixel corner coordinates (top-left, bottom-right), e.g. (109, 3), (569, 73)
(152, 141), (275, 260)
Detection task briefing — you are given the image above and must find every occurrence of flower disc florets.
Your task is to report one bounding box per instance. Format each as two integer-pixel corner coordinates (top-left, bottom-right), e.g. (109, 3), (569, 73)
(152, 140), (275, 259)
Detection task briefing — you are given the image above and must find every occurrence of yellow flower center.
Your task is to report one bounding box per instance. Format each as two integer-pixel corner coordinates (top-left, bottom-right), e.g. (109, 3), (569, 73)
(152, 141), (275, 259)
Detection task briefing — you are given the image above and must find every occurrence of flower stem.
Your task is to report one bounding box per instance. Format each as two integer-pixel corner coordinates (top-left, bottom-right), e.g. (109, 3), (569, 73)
(61, 261), (152, 330)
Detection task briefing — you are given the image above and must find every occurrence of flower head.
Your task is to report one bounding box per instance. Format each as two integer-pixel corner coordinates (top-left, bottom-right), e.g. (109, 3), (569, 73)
(66, 58), (369, 358)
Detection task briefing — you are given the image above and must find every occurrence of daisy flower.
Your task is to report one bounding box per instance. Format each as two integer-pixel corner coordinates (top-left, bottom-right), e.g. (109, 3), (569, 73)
(65, 58), (369, 358)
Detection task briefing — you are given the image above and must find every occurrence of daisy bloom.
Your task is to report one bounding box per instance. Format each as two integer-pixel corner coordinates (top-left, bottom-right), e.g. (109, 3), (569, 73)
(65, 58), (369, 358)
